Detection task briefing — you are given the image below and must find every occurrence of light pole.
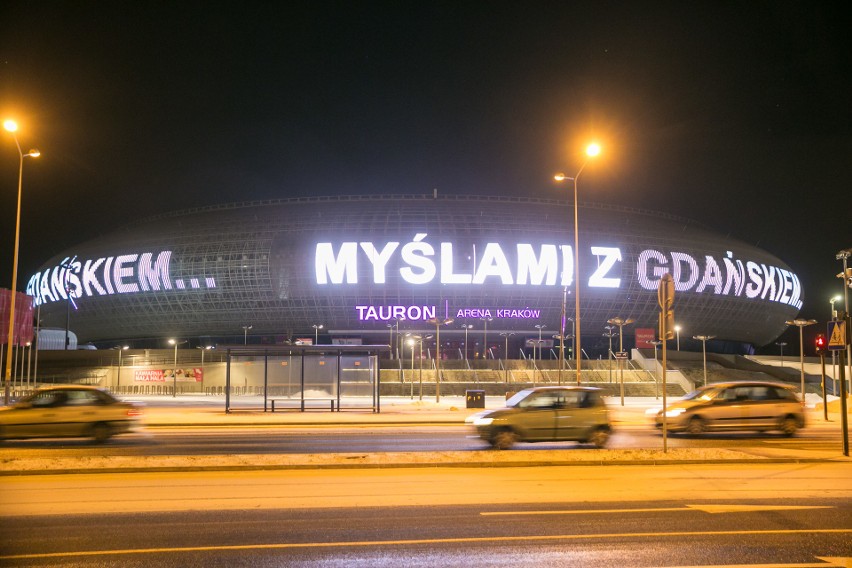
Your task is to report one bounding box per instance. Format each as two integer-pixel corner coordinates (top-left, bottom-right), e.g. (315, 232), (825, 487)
(830, 295), (841, 393)
(534, 324), (547, 361)
(460, 324), (474, 361)
(785, 319), (817, 401)
(693, 335), (716, 387)
(603, 325), (616, 384)
(554, 142), (601, 384)
(674, 325), (682, 351)
(649, 339), (663, 399)
(312, 324), (323, 345)
(835, 249), (852, 393)
(3, 119), (40, 405)
(114, 345), (128, 390)
(168, 338), (187, 398)
(407, 337), (416, 398)
(428, 317), (453, 402)
(607, 317), (634, 405)
(499, 332), (515, 383)
(775, 342), (787, 367)
(242, 325), (253, 345)
(386, 321), (398, 358)
(552, 333), (570, 384)
(197, 345), (212, 392)
(479, 317), (492, 359)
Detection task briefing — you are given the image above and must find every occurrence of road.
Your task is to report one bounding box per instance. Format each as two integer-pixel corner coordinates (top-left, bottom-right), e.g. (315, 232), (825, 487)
(1, 463), (850, 566)
(0, 423), (844, 458)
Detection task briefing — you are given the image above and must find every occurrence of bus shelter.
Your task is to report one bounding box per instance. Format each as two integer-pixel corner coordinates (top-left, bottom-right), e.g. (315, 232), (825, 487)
(223, 344), (389, 413)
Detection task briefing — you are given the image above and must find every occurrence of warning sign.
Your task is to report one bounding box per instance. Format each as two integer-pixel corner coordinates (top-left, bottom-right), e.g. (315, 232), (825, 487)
(828, 321), (848, 350)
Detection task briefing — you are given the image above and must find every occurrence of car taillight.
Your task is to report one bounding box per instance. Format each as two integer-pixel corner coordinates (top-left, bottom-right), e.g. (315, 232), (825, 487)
(126, 407), (143, 417)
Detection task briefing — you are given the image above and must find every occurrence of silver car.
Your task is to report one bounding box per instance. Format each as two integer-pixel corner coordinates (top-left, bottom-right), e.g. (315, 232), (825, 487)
(466, 386), (612, 449)
(654, 381), (805, 436)
(0, 386), (143, 443)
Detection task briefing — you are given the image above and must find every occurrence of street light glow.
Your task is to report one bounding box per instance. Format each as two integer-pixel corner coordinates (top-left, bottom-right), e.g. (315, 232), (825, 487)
(586, 143), (601, 157)
(3, 119), (18, 132)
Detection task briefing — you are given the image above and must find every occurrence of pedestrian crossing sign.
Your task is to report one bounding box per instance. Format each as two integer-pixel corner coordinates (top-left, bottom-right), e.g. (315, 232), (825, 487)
(827, 320), (847, 350)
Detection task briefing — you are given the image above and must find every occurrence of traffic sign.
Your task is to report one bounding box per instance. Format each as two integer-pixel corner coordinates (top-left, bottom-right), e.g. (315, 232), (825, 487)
(615, 351), (629, 359)
(827, 320), (847, 350)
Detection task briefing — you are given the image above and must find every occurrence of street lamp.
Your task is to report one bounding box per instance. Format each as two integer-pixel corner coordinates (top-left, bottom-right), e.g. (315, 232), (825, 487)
(114, 345), (128, 390)
(3, 119), (40, 405)
(607, 317), (634, 405)
(460, 324), (474, 361)
(693, 335), (716, 387)
(428, 317), (454, 402)
(242, 325), (253, 345)
(167, 338), (187, 398)
(674, 325), (682, 351)
(830, 295), (842, 393)
(775, 342), (787, 367)
(499, 332), (515, 383)
(312, 324), (323, 346)
(386, 321), (398, 358)
(785, 318), (817, 401)
(534, 324), (547, 361)
(554, 142), (601, 384)
(479, 317), (492, 359)
(648, 339), (663, 399)
(197, 345), (213, 393)
(603, 325), (617, 384)
(552, 333), (570, 385)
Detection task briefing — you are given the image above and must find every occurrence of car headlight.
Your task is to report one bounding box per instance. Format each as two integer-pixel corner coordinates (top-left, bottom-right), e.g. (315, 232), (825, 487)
(472, 416), (494, 426)
(664, 408), (686, 418)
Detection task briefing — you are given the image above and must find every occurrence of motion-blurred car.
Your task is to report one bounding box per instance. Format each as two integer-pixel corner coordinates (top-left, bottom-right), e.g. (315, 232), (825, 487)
(0, 385), (143, 442)
(466, 386), (611, 449)
(653, 380), (805, 436)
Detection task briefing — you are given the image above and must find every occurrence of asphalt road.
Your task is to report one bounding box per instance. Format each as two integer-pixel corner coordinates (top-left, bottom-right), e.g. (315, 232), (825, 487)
(1, 464), (849, 567)
(0, 423), (844, 458)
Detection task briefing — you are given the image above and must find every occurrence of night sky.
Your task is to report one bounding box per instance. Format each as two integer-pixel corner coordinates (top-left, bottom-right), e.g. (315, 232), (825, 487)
(1, 1), (850, 350)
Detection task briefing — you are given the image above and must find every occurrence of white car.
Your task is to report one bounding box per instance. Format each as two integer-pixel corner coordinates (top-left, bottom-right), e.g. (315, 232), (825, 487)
(0, 385), (143, 443)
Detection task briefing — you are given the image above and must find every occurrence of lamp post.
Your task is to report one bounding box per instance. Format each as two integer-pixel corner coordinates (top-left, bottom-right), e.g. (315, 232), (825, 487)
(460, 324), (474, 361)
(167, 338), (187, 398)
(114, 345), (128, 390)
(785, 319), (817, 401)
(479, 317), (492, 359)
(499, 332), (515, 383)
(607, 317), (634, 405)
(3, 119), (40, 405)
(386, 321), (398, 359)
(830, 295), (841, 393)
(428, 317), (453, 402)
(534, 325), (547, 361)
(693, 335), (716, 387)
(407, 337), (417, 398)
(603, 325), (616, 384)
(648, 339), (663, 399)
(554, 142), (601, 384)
(242, 325), (253, 345)
(552, 333), (570, 385)
(674, 325), (682, 351)
(312, 324), (323, 346)
(197, 345), (212, 393)
(834, 249), (852, 393)
(775, 342), (787, 367)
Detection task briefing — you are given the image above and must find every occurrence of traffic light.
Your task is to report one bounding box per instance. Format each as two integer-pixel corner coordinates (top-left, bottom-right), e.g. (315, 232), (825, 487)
(815, 333), (827, 354)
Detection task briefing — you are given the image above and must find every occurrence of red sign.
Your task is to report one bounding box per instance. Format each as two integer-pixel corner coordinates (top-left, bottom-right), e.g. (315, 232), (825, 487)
(635, 328), (657, 348)
(0, 290), (34, 346)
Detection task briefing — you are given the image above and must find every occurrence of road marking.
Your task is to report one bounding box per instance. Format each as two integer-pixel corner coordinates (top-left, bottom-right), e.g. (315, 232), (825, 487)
(480, 504), (834, 516)
(0, 529), (848, 560)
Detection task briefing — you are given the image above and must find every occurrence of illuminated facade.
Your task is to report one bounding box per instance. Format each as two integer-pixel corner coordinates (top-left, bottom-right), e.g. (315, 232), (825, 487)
(26, 194), (801, 350)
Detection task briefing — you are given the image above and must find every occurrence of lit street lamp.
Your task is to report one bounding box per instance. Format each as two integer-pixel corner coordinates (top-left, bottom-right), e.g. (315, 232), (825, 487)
(693, 335), (716, 387)
(499, 332), (515, 383)
(479, 317), (492, 359)
(197, 345), (213, 392)
(242, 325), (253, 345)
(114, 345), (128, 389)
(534, 324), (547, 361)
(312, 324), (323, 346)
(607, 317), (634, 405)
(603, 325), (616, 384)
(554, 142), (601, 384)
(428, 317), (454, 402)
(775, 342), (787, 368)
(460, 324), (474, 361)
(386, 321), (398, 358)
(674, 325), (682, 351)
(648, 339), (663, 399)
(785, 319), (817, 401)
(3, 119), (40, 405)
(167, 338), (187, 398)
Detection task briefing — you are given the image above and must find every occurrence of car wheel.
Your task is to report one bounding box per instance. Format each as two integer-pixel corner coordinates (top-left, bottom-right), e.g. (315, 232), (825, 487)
(90, 422), (113, 443)
(491, 429), (518, 450)
(685, 416), (706, 435)
(588, 427), (610, 448)
(778, 416), (799, 437)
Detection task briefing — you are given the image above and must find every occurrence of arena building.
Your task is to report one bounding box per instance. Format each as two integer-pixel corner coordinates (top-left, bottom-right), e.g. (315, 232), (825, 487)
(25, 194), (802, 356)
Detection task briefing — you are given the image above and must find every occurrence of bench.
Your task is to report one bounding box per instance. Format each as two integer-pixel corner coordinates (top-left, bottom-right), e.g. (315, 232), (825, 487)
(270, 398), (337, 412)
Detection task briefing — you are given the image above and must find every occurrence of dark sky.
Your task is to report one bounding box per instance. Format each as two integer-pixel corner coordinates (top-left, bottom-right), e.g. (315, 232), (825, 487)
(1, 1), (850, 348)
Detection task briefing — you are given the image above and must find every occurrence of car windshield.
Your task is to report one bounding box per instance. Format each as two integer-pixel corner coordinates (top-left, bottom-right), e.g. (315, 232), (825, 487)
(505, 389), (536, 408)
(681, 387), (720, 402)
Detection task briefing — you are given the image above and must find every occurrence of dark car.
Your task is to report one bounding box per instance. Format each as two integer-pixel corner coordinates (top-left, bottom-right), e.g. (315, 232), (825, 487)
(654, 380), (805, 436)
(466, 386), (612, 449)
(0, 385), (143, 442)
